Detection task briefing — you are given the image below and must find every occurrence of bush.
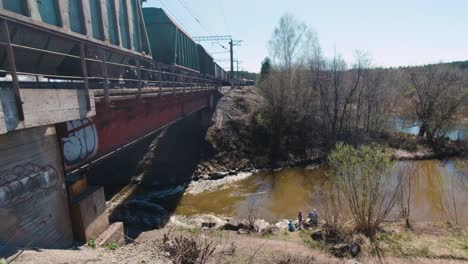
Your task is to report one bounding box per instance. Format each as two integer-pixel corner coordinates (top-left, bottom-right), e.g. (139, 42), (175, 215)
(273, 254), (315, 264)
(106, 242), (118, 251)
(161, 232), (216, 264)
(328, 143), (401, 237)
(86, 239), (96, 249)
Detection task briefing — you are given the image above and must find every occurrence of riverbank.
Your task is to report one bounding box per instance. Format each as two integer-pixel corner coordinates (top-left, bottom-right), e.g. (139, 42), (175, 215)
(9, 214), (467, 264)
(193, 87), (467, 181)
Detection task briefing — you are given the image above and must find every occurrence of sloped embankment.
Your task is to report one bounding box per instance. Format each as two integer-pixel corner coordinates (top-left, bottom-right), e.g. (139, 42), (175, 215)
(193, 87), (325, 180)
(193, 88), (266, 180)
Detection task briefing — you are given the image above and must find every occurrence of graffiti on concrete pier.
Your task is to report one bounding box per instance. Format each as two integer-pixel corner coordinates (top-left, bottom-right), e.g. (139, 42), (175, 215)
(0, 163), (59, 208)
(61, 118), (99, 170)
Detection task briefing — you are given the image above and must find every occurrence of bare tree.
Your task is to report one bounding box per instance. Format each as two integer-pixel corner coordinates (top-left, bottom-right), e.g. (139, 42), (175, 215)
(258, 14), (319, 158)
(438, 160), (468, 227)
(312, 51), (379, 141)
(398, 162), (416, 229)
(406, 65), (466, 143)
(316, 181), (345, 233)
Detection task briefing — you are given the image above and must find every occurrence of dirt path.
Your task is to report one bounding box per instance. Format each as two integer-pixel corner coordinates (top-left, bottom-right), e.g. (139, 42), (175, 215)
(10, 225), (467, 264)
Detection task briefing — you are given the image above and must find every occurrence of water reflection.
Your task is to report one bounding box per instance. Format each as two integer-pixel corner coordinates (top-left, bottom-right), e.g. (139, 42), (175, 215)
(176, 159), (468, 224)
(389, 116), (468, 141)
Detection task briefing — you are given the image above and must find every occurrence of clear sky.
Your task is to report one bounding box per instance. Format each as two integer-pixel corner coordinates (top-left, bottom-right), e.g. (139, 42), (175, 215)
(142, 0), (468, 73)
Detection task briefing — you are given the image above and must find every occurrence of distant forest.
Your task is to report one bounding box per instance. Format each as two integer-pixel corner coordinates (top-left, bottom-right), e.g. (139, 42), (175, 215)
(236, 71), (257, 80)
(391, 60), (468, 70)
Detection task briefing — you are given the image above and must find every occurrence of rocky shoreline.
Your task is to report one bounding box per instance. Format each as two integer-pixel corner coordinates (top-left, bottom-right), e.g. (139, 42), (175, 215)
(191, 145), (465, 187)
(191, 87), (467, 182)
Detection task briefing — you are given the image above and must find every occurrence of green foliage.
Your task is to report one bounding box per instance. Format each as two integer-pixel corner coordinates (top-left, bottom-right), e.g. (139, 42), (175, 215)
(303, 237), (325, 250)
(259, 57), (272, 80)
(106, 242), (119, 251)
(328, 143), (393, 180)
(279, 229), (290, 240)
(378, 232), (433, 257)
(300, 230), (326, 250)
(255, 111), (272, 128)
(237, 71), (257, 81)
(402, 85), (416, 97)
(87, 239), (96, 249)
(328, 143), (398, 237)
(447, 60), (468, 70)
(175, 226), (202, 235)
(0, 258), (7, 264)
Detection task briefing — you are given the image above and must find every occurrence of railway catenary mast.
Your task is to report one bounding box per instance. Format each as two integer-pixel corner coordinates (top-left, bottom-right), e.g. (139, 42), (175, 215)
(193, 36), (242, 88)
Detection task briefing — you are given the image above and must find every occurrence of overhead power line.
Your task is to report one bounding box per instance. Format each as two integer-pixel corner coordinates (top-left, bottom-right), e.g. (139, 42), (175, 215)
(157, 0), (195, 34)
(218, 0), (231, 34)
(176, 0), (209, 35)
(194, 36), (243, 89)
(193, 35), (232, 41)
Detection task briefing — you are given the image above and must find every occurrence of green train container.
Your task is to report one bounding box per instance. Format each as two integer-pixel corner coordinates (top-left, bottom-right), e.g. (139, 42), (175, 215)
(0, 0), (150, 54)
(197, 44), (214, 77)
(143, 7), (199, 72)
(0, 0), (151, 76)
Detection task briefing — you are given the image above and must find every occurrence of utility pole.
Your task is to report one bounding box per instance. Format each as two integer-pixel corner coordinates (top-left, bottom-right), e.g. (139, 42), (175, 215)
(193, 35), (242, 89)
(230, 40), (234, 89)
(230, 40), (242, 89)
(236, 59), (239, 87)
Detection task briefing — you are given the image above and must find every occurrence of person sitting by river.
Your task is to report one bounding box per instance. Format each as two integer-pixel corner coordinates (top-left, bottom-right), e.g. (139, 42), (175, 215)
(308, 209), (318, 226)
(288, 220), (295, 232)
(298, 211), (303, 230)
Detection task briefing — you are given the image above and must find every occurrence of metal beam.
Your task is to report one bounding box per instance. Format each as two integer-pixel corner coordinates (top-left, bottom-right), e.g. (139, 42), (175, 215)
(80, 43), (91, 111)
(136, 58), (142, 98)
(1, 19), (24, 121)
(100, 49), (110, 106)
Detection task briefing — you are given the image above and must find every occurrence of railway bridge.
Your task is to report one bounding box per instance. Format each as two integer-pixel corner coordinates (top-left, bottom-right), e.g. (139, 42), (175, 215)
(0, 0), (225, 250)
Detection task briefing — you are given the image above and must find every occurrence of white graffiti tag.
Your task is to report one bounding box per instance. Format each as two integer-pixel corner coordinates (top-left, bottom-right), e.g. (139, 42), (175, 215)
(62, 118), (98, 169)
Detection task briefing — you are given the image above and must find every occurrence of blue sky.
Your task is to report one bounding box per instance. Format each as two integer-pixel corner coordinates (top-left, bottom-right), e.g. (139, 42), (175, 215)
(142, 0), (468, 73)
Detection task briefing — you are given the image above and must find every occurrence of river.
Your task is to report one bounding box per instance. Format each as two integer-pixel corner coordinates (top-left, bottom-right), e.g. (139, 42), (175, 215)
(389, 116), (468, 141)
(175, 159), (468, 224)
(114, 118), (468, 228)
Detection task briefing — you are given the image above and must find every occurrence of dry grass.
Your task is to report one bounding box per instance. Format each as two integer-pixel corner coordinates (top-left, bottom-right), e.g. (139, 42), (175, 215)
(376, 222), (468, 260)
(8, 222), (468, 264)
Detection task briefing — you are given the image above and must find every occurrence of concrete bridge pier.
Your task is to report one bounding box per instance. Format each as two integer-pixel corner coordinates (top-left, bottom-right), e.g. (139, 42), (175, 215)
(0, 87), (95, 252)
(0, 84), (220, 251)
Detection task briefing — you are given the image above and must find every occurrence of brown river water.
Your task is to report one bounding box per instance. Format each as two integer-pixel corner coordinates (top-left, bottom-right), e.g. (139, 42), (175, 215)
(175, 159), (468, 224)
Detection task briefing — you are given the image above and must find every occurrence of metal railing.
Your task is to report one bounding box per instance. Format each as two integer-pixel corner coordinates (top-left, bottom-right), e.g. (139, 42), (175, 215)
(0, 18), (221, 121)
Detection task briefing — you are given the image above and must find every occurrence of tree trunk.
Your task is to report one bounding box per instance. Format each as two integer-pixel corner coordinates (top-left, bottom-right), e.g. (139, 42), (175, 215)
(418, 123), (426, 138)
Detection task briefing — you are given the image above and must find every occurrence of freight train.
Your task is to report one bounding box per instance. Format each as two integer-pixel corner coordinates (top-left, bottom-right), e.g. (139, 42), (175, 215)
(143, 7), (230, 85)
(0, 0), (230, 87)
